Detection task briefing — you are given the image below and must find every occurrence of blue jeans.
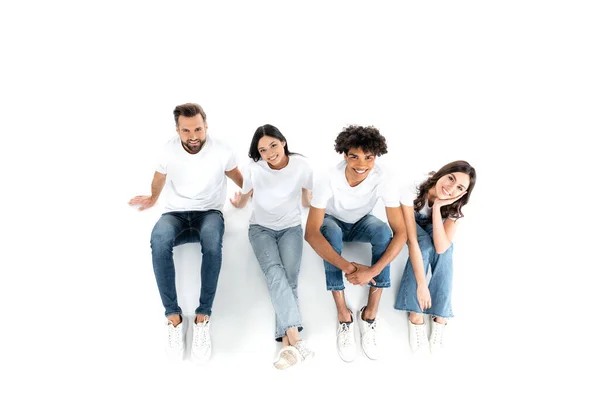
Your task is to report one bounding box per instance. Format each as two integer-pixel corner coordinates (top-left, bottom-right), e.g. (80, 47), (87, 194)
(150, 210), (224, 317)
(248, 224), (304, 341)
(320, 214), (392, 291)
(394, 212), (454, 318)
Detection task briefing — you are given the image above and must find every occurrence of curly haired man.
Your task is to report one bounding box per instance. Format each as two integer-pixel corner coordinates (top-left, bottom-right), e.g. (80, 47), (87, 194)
(305, 125), (406, 362)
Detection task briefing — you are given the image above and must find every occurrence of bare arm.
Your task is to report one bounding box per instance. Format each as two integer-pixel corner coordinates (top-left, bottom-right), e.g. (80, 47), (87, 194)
(401, 205), (427, 287)
(402, 204), (433, 311)
(304, 207), (354, 274)
(431, 192), (466, 254)
(225, 167), (243, 189)
(301, 188), (312, 208)
(150, 171), (166, 201)
(431, 204), (458, 254)
(230, 189), (253, 208)
(128, 171), (166, 211)
(370, 206), (407, 274)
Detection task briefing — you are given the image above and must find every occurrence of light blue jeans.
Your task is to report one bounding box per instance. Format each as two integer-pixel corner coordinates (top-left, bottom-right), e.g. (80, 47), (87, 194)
(394, 212), (454, 318)
(320, 214), (392, 291)
(248, 224), (304, 341)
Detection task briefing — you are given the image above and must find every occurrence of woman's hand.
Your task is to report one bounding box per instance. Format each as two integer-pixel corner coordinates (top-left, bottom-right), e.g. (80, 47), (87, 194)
(433, 191), (467, 208)
(230, 191), (245, 208)
(417, 284), (431, 311)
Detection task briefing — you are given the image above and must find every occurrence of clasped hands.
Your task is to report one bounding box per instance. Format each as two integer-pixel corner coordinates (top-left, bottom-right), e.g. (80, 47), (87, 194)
(344, 262), (377, 286)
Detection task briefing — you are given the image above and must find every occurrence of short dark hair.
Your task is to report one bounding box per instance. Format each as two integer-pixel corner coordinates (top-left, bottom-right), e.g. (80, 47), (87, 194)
(334, 125), (388, 156)
(173, 103), (206, 126)
(248, 124), (295, 162)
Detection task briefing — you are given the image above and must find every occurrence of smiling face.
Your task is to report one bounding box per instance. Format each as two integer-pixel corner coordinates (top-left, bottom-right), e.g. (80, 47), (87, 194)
(177, 114), (207, 154)
(344, 147), (376, 184)
(257, 135), (288, 169)
(434, 172), (471, 199)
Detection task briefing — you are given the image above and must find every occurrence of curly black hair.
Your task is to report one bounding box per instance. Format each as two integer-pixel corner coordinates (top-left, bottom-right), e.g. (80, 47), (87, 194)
(334, 125), (388, 156)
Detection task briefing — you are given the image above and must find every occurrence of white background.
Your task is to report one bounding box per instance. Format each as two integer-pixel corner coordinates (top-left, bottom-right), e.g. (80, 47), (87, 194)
(1, 1), (598, 398)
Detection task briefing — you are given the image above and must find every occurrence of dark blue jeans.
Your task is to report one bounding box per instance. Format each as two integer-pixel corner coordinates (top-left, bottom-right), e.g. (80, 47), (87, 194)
(320, 214), (392, 291)
(150, 210), (224, 317)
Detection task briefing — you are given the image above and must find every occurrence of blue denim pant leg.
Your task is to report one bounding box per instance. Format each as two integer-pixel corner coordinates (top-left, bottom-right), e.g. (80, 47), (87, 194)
(193, 210), (225, 317)
(276, 225), (304, 339)
(150, 212), (191, 317)
(320, 215), (346, 291)
(249, 225), (303, 341)
(151, 211), (224, 317)
(428, 243), (454, 318)
(346, 214), (393, 288)
(320, 214), (392, 290)
(394, 218), (454, 318)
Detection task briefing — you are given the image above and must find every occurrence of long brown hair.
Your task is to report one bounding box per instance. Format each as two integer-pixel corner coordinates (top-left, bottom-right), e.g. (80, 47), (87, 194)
(414, 160), (477, 219)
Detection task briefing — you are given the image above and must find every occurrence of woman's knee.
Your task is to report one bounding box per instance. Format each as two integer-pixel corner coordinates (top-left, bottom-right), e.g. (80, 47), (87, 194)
(417, 234), (435, 254)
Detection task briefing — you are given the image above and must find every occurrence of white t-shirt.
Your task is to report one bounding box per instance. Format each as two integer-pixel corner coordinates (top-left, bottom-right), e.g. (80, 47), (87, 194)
(242, 155), (313, 230)
(311, 161), (400, 224)
(156, 135), (237, 212)
(399, 173), (457, 220)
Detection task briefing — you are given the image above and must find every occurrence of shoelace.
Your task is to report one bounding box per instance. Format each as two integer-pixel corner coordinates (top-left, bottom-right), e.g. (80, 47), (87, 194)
(431, 324), (444, 345)
(363, 320), (377, 346)
(193, 321), (210, 348)
(167, 324), (182, 347)
(415, 324), (426, 346)
(338, 323), (353, 347)
(295, 342), (312, 360)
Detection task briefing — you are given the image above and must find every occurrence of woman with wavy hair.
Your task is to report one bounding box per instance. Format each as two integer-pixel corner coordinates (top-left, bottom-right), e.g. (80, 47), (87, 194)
(394, 160), (477, 354)
(231, 124), (314, 370)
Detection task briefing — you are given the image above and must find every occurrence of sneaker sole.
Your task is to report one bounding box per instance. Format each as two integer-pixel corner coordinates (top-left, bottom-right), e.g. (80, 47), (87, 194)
(361, 344), (378, 361)
(190, 348), (211, 365)
(337, 348), (356, 363)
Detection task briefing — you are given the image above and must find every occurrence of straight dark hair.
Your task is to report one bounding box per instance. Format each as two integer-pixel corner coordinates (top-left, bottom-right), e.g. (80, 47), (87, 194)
(414, 160), (477, 219)
(248, 124), (299, 162)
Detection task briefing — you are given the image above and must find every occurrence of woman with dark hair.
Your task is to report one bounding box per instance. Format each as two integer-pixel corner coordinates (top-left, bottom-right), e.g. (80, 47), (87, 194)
(394, 160), (477, 354)
(230, 124), (314, 370)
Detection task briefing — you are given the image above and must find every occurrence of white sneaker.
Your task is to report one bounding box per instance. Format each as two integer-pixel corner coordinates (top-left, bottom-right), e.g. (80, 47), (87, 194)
(336, 310), (356, 362)
(191, 318), (211, 364)
(430, 317), (446, 354)
(357, 306), (379, 360)
(408, 319), (429, 353)
(165, 317), (186, 361)
(294, 340), (315, 361)
(273, 346), (302, 370)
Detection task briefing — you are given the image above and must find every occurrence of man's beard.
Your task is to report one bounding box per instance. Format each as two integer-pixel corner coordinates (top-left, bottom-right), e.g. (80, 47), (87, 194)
(182, 139), (206, 154)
